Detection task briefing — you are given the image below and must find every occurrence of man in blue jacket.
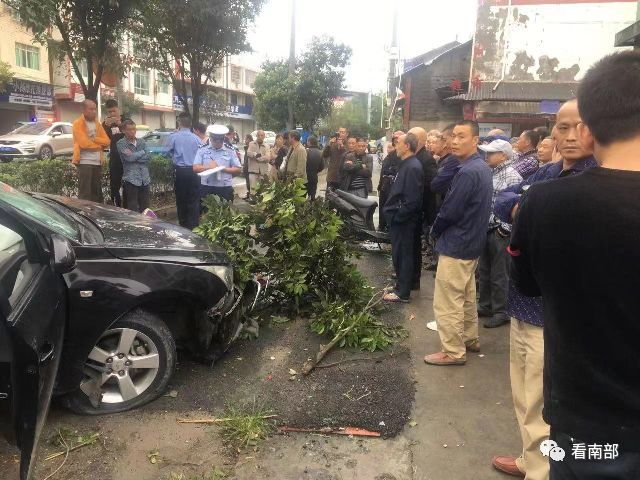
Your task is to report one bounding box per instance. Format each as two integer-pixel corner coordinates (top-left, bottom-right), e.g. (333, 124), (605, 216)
(383, 133), (424, 303)
(424, 120), (493, 366)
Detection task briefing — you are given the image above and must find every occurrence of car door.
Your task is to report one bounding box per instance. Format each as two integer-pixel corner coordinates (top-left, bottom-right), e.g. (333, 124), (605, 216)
(59, 125), (74, 154)
(0, 210), (69, 480)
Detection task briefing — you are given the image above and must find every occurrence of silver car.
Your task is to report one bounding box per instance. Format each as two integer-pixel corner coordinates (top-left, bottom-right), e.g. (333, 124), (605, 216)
(0, 121), (74, 162)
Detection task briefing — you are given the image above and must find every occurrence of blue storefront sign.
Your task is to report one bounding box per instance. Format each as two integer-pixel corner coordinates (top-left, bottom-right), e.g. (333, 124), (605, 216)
(173, 94), (253, 117)
(0, 78), (53, 107)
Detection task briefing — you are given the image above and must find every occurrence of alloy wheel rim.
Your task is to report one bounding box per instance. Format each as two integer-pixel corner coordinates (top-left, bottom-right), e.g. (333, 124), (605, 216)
(41, 147), (52, 159)
(80, 327), (160, 404)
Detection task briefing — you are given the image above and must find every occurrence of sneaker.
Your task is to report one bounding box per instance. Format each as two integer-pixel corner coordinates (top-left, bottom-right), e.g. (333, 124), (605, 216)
(465, 341), (481, 353)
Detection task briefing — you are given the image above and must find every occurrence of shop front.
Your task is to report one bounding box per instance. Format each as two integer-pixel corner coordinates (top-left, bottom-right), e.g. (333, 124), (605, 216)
(0, 78), (53, 134)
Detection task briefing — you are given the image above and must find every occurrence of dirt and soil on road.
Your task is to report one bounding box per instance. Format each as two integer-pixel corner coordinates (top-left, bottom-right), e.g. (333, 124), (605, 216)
(2, 250), (418, 480)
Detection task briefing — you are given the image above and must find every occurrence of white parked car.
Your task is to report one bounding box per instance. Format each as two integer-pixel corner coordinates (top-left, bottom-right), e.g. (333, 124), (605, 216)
(250, 130), (277, 146)
(0, 121), (74, 162)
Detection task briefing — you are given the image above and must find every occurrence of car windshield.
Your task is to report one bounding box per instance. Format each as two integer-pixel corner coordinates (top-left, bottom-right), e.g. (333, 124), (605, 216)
(11, 123), (50, 135)
(0, 183), (80, 241)
(144, 134), (168, 148)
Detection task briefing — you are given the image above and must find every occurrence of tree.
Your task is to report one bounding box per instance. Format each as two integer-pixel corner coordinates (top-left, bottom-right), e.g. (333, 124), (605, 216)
(6, 0), (139, 101)
(320, 92), (386, 140)
(0, 61), (13, 93)
(253, 36), (352, 131)
(134, 0), (264, 123)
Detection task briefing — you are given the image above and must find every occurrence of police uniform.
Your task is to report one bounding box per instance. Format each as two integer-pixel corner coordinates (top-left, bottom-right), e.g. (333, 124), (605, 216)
(194, 125), (241, 204)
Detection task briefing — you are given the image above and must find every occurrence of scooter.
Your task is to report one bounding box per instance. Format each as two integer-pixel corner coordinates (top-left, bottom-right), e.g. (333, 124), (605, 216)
(324, 188), (390, 244)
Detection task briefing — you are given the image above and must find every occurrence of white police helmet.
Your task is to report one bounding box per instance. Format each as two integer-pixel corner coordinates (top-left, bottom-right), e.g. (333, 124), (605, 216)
(206, 124), (229, 137)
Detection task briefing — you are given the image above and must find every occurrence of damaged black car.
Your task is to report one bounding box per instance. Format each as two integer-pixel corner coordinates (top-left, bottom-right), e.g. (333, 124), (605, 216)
(0, 182), (259, 479)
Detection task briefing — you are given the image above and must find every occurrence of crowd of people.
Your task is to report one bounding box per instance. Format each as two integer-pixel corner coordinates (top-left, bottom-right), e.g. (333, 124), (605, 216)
(378, 50), (640, 480)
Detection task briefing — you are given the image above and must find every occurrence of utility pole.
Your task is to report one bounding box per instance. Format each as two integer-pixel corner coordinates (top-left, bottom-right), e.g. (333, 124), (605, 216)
(366, 91), (372, 125)
(386, 5), (399, 135)
(287, 0), (296, 130)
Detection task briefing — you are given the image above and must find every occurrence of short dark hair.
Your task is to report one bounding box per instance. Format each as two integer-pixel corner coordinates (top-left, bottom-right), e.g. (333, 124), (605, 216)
(245, 133), (253, 142)
(454, 120), (480, 137)
(307, 136), (318, 147)
(578, 51), (640, 145)
(356, 137), (366, 143)
(178, 114), (191, 128)
(105, 99), (118, 109)
(289, 130), (301, 142)
(193, 122), (206, 134)
(226, 124), (235, 133)
(533, 126), (549, 138)
(404, 132), (419, 153)
(122, 119), (136, 129)
(522, 130), (541, 148)
(442, 123), (456, 135)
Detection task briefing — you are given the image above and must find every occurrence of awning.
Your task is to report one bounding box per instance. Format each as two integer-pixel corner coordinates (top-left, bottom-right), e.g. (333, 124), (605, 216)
(444, 81), (578, 102)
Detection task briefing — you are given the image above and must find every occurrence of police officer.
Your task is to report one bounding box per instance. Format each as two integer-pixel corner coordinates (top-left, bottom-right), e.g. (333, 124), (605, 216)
(193, 125), (242, 206)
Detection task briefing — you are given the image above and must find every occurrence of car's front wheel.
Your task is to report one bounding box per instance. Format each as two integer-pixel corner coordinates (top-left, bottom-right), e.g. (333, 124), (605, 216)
(62, 310), (176, 415)
(39, 145), (53, 160)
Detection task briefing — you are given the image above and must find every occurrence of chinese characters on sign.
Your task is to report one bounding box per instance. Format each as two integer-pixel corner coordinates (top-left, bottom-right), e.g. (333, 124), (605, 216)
(0, 78), (53, 107)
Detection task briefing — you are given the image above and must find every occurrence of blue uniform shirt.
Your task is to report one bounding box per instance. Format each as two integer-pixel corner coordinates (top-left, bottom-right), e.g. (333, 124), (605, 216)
(193, 145), (241, 187)
(164, 128), (201, 167)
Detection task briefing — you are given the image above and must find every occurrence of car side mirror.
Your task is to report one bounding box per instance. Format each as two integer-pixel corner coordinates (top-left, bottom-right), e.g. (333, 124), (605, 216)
(50, 131), (61, 137)
(50, 234), (76, 274)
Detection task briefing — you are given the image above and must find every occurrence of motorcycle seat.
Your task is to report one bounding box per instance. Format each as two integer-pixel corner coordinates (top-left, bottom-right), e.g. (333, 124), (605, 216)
(335, 189), (378, 209)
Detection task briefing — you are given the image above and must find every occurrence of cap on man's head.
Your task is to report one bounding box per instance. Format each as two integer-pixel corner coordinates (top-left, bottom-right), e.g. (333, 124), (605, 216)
(478, 139), (513, 156)
(206, 124), (229, 139)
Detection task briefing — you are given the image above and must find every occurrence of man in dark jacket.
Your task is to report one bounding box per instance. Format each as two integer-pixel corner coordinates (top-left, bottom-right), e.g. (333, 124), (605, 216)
(378, 132), (403, 231)
(424, 120), (493, 366)
(383, 133), (424, 303)
(340, 137), (373, 197)
(103, 99), (126, 207)
(409, 127), (438, 232)
(322, 126), (348, 189)
(305, 136), (324, 199)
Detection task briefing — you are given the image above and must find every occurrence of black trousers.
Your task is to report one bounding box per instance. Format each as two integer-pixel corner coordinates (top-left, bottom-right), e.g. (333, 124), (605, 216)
(478, 230), (511, 320)
(550, 430), (640, 479)
(123, 181), (150, 213)
(390, 218), (421, 299)
(307, 180), (318, 200)
(174, 167), (199, 229)
(77, 164), (103, 203)
(110, 167), (123, 207)
(378, 188), (389, 231)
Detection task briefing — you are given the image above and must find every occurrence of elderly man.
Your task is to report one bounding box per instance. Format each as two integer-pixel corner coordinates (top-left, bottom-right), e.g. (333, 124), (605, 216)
(476, 140), (522, 329)
(284, 130), (307, 180)
(116, 119), (152, 213)
(424, 120), (493, 366)
(513, 130), (541, 179)
(322, 126), (348, 189)
(536, 136), (555, 165)
(383, 133), (424, 303)
(193, 125), (242, 204)
(246, 130), (270, 188)
(340, 137), (373, 198)
(490, 98), (598, 479)
(72, 99), (111, 202)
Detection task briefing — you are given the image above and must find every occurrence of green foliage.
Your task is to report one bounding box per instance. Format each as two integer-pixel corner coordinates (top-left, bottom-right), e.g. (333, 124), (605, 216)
(0, 61), (12, 94)
(196, 178), (405, 352)
(7, 0), (140, 100)
(321, 91), (386, 140)
(0, 155), (174, 206)
(102, 93), (143, 118)
(253, 36), (352, 130)
(134, 0), (265, 122)
(220, 401), (275, 450)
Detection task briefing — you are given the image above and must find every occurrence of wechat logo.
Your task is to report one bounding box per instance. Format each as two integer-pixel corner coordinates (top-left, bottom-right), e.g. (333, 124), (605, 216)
(540, 439), (566, 462)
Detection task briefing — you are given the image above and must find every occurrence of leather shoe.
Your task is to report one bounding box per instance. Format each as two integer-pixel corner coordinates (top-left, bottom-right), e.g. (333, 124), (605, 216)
(466, 341), (480, 353)
(477, 308), (492, 317)
(484, 316), (510, 328)
(411, 283), (420, 291)
(491, 455), (525, 477)
(423, 352), (466, 366)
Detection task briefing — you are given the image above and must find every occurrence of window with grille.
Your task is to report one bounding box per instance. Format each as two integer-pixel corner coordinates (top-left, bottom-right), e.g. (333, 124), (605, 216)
(231, 66), (240, 85)
(133, 67), (150, 95)
(230, 93), (238, 105)
(157, 74), (170, 94)
(245, 70), (257, 88)
(15, 43), (39, 70)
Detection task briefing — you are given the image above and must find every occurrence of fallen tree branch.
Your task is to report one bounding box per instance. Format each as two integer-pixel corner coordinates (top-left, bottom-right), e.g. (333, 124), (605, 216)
(314, 354), (392, 369)
(278, 426), (381, 437)
(177, 414), (278, 424)
(44, 433), (100, 462)
(302, 290), (385, 376)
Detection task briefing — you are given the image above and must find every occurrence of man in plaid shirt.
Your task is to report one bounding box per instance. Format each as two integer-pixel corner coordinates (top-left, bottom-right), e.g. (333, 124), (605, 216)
(477, 140), (522, 328)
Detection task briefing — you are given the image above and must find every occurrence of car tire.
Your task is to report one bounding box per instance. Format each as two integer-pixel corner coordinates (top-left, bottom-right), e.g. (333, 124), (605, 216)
(39, 145), (53, 160)
(61, 310), (176, 415)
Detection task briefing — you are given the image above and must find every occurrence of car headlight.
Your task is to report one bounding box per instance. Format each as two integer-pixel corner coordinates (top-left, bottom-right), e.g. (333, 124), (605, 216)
(197, 264), (233, 291)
